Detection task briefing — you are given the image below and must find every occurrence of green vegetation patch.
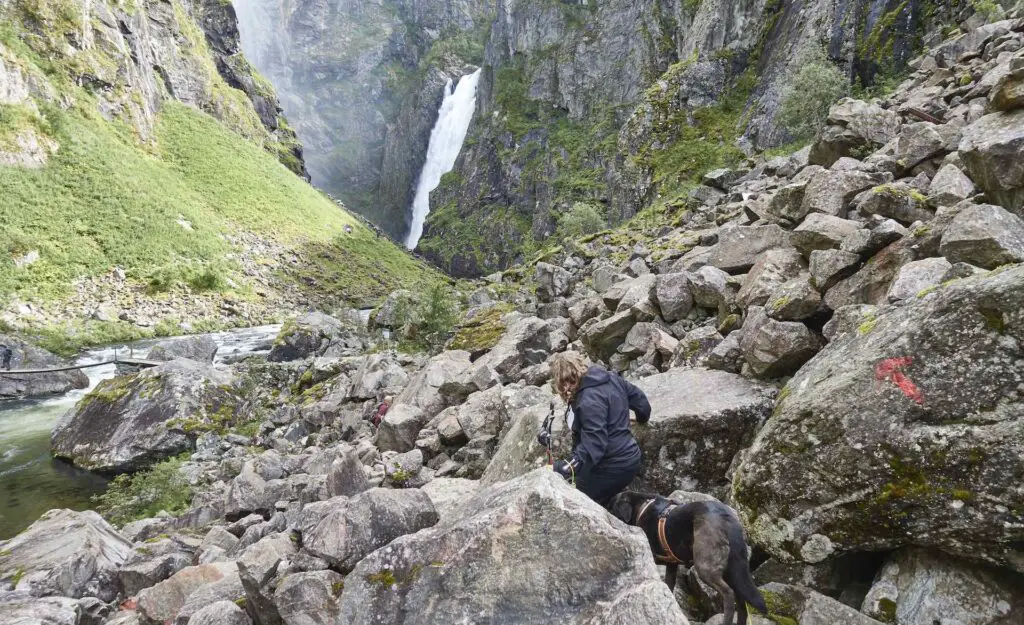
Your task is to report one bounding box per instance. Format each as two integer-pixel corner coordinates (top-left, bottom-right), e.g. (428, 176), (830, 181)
(92, 454), (195, 526)
(0, 97), (434, 306)
(448, 303), (513, 354)
(389, 282), (463, 353)
(778, 45), (848, 142)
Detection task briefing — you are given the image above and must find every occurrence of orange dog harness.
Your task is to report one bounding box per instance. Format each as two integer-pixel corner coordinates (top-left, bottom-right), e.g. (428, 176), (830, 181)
(636, 498), (683, 565)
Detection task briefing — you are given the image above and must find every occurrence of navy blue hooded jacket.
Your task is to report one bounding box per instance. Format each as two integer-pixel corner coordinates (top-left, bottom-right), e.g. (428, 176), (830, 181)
(569, 366), (651, 474)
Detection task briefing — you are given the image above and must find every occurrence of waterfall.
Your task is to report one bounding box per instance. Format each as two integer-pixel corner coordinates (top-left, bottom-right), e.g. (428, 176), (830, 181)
(405, 68), (482, 250)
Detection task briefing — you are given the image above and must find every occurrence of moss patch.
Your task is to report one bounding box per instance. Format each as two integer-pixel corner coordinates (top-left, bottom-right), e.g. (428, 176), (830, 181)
(448, 304), (513, 354)
(857, 311), (879, 335)
(366, 570), (397, 588)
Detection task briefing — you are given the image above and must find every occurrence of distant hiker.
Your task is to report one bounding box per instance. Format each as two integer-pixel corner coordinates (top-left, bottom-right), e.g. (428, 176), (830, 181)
(545, 351), (650, 507)
(372, 395), (393, 427)
(0, 344), (12, 371)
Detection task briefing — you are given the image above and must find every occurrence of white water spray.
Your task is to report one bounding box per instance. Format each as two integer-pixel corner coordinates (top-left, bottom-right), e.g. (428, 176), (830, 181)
(405, 68), (482, 250)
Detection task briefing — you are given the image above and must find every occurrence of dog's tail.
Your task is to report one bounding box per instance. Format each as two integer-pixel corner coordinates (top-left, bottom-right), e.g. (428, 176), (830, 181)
(726, 532), (767, 614)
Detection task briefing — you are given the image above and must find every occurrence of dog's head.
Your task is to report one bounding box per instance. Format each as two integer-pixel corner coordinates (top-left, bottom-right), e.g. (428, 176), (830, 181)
(608, 491), (654, 525)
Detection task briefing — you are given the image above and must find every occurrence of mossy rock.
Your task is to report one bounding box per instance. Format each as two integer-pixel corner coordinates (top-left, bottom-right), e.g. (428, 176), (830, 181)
(448, 305), (513, 355)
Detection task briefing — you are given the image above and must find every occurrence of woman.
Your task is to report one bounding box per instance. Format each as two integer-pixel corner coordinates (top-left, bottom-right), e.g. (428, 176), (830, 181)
(371, 395), (393, 427)
(547, 351), (650, 507)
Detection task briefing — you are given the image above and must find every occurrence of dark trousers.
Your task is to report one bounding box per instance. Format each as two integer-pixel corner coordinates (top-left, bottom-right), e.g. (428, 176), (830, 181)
(1, 350), (10, 371)
(575, 450), (642, 508)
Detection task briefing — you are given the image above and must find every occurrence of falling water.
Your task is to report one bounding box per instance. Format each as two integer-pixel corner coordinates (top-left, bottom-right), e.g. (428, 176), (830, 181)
(405, 68), (482, 250)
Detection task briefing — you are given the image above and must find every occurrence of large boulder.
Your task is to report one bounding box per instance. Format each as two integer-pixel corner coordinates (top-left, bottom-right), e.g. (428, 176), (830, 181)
(791, 214), (862, 257)
(861, 549), (1024, 625)
(856, 183), (933, 225)
(823, 238), (917, 310)
(736, 248), (806, 308)
(119, 535), (199, 596)
(609, 274), (660, 320)
(420, 478), (482, 524)
(708, 224), (791, 273)
(939, 203), (1024, 269)
(580, 310), (636, 361)
(631, 368), (776, 496)
(739, 308), (824, 379)
(337, 470), (688, 624)
(472, 316), (550, 384)
(655, 272), (694, 323)
(0, 591), (83, 625)
(0, 509), (130, 602)
(535, 262), (572, 302)
(479, 389), (568, 487)
(393, 350), (472, 418)
(0, 335), (88, 399)
(765, 277), (821, 321)
(135, 562), (238, 624)
(886, 257), (952, 302)
(809, 99), (901, 167)
(928, 163), (976, 207)
(348, 354), (409, 400)
(959, 109), (1024, 212)
(274, 570), (345, 625)
(453, 385), (507, 442)
(761, 583), (884, 625)
(801, 169), (887, 217)
(51, 360), (239, 473)
(372, 290), (416, 328)
(894, 121), (955, 170)
(147, 336), (218, 363)
(326, 449), (371, 498)
(267, 312), (366, 362)
(733, 265), (1024, 573)
(375, 404), (425, 453)
(808, 249), (861, 292)
(188, 600), (253, 625)
(296, 488), (438, 572)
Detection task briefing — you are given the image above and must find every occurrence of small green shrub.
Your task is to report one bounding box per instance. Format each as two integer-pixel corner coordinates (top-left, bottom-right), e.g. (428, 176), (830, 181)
(92, 454), (194, 526)
(555, 202), (607, 241)
(971, 0), (1003, 20)
(145, 261), (229, 294)
(394, 282), (462, 353)
(778, 45), (849, 142)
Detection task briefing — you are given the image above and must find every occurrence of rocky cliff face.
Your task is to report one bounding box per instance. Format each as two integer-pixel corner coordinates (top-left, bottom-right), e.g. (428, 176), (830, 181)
(233, 0), (494, 238)
(0, 0), (305, 174)
(415, 0), (979, 277)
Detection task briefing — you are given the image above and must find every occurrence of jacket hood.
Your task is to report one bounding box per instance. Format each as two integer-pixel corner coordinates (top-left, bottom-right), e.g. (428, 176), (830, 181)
(578, 365), (611, 391)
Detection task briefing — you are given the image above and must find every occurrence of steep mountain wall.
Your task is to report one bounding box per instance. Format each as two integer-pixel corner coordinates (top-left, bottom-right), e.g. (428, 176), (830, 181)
(0, 0), (438, 336)
(233, 0), (494, 238)
(0, 0), (304, 173)
(416, 0), (976, 277)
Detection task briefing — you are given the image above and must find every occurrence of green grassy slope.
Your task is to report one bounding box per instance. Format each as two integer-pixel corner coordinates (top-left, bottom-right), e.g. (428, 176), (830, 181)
(0, 101), (433, 303)
(0, 0), (437, 330)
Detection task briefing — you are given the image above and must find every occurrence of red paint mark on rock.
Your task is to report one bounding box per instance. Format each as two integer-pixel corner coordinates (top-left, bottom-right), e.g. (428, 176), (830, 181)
(875, 357), (924, 405)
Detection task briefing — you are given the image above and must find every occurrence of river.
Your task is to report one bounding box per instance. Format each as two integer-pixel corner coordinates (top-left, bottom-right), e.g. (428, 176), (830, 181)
(0, 325), (282, 539)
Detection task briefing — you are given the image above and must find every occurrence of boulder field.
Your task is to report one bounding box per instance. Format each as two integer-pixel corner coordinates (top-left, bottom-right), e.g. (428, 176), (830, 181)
(3, 13), (1024, 625)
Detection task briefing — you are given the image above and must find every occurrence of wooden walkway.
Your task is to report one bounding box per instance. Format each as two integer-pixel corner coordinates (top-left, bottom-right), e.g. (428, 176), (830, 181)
(0, 357), (161, 375)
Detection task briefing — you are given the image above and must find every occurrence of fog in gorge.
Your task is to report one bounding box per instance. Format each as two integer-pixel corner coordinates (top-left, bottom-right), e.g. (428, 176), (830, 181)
(230, 0), (491, 243)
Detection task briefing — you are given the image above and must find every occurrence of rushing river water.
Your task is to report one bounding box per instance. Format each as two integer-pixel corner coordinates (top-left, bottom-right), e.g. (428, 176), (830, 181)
(0, 325), (282, 539)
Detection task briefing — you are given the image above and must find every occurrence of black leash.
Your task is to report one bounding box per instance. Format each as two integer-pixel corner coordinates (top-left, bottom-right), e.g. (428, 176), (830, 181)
(538, 401), (570, 466)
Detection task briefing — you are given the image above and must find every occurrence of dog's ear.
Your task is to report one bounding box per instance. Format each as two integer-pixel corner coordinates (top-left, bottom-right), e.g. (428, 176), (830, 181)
(608, 494), (633, 524)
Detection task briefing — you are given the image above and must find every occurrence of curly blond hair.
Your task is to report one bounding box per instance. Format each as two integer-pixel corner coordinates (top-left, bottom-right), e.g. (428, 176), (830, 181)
(551, 351), (590, 402)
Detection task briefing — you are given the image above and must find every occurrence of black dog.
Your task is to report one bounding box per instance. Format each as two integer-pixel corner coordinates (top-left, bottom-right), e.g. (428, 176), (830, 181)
(609, 492), (766, 625)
